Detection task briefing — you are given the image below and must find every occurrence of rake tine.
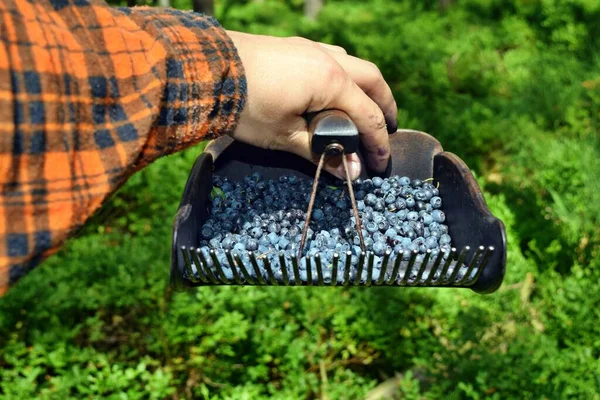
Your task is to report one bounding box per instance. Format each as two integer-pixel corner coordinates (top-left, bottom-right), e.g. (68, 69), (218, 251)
(279, 252), (290, 285)
(234, 253), (255, 284)
(315, 254), (325, 285)
(291, 255), (301, 286)
(414, 249), (432, 285)
(354, 251), (366, 285)
(457, 246), (484, 285)
(188, 247), (209, 284)
(343, 251), (352, 286)
(331, 253), (339, 286)
(365, 252), (375, 286)
(198, 249), (219, 284)
(377, 250), (391, 285)
(436, 247), (457, 284)
(250, 252), (266, 285)
(448, 246), (470, 284)
(306, 257), (313, 286)
(226, 250), (243, 284)
(181, 247), (199, 283)
(263, 256), (278, 285)
(210, 249), (229, 283)
(424, 249), (445, 285)
(467, 246), (494, 285)
(400, 250), (418, 285)
(387, 251), (403, 285)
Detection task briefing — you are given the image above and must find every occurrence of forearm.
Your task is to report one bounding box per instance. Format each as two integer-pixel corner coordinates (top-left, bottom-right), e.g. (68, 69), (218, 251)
(0, 0), (246, 295)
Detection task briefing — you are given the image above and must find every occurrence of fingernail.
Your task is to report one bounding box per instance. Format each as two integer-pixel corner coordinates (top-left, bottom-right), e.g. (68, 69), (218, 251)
(386, 115), (397, 134)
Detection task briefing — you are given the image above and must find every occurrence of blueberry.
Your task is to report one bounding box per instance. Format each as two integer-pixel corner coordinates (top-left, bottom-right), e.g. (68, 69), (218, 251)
(366, 222), (378, 233)
(268, 222), (280, 233)
(439, 233), (451, 245)
(372, 177), (384, 188)
(396, 209), (408, 221)
(383, 193), (396, 205)
(432, 210), (446, 223)
(381, 181), (391, 192)
(373, 240), (386, 256)
(422, 213), (433, 226)
(425, 236), (438, 249)
(365, 193), (378, 207)
(406, 197), (416, 208)
(430, 196), (442, 208)
(233, 242), (246, 253)
(268, 232), (280, 245)
(373, 200), (385, 212)
(221, 237), (233, 250)
(399, 176), (410, 186)
(407, 211), (419, 221)
(279, 237), (291, 250)
(395, 198), (407, 210)
(415, 190), (427, 201)
(201, 225), (214, 239)
(412, 179), (422, 187)
(312, 209), (324, 221)
(246, 238), (259, 251)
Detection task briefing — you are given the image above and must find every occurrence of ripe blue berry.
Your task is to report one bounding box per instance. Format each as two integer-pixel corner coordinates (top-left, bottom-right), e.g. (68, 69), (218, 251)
(432, 210), (446, 223)
(430, 196), (442, 208)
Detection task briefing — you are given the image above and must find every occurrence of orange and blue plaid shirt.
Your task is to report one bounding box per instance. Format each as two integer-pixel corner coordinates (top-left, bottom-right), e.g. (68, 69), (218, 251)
(0, 0), (247, 296)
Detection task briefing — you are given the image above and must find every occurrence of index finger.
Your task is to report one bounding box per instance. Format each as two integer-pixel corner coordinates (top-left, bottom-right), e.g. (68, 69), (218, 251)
(318, 47), (398, 134)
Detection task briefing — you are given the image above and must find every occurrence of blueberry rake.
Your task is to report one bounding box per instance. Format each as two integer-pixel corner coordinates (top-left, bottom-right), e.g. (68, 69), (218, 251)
(171, 111), (507, 293)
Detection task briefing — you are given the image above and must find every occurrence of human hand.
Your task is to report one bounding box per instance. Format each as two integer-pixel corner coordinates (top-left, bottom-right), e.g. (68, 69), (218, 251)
(226, 31), (397, 181)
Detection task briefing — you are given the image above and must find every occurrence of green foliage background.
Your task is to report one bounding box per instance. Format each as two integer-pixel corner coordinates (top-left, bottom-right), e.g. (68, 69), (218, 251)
(2, 0), (600, 398)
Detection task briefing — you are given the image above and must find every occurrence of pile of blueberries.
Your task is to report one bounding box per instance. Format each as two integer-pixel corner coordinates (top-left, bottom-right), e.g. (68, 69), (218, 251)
(194, 172), (460, 283)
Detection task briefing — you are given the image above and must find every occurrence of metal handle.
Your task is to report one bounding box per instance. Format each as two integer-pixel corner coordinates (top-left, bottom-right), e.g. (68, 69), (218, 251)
(308, 109), (360, 155)
(298, 110), (366, 259)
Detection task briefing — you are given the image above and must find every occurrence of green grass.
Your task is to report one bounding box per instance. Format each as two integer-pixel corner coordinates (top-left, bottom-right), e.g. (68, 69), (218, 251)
(1, 0), (600, 398)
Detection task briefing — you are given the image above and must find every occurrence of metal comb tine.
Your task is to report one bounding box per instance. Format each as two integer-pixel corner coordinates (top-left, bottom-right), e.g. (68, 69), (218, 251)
(414, 249), (432, 285)
(250, 252), (266, 285)
(467, 246), (494, 285)
(377, 250), (391, 285)
(448, 246), (470, 284)
(181, 247), (198, 283)
(400, 250), (418, 285)
(306, 257), (313, 286)
(387, 251), (403, 285)
(365, 252), (375, 286)
(456, 246), (484, 285)
(315, 254), (325, 285)
(262, 256), (278, 286)
(234, 253), (256, 284)
(279, 252), (290, 286)
(198, 249), (219, 284)
(226, 250), (243, 284)
(436, 247), (457, 284)
(343, 251), (352, 286)
(331, 253), (339, 286)
(188, 247), (209, 284)
(424, 249), (445, 285)
(291, 255), (301, 286)
(210, 249), (230, 283)
(354, 251), (366, 285)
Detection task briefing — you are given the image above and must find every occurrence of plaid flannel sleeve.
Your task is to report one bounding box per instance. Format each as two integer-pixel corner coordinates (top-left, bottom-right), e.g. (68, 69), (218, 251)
(0, 0), (247, 296)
